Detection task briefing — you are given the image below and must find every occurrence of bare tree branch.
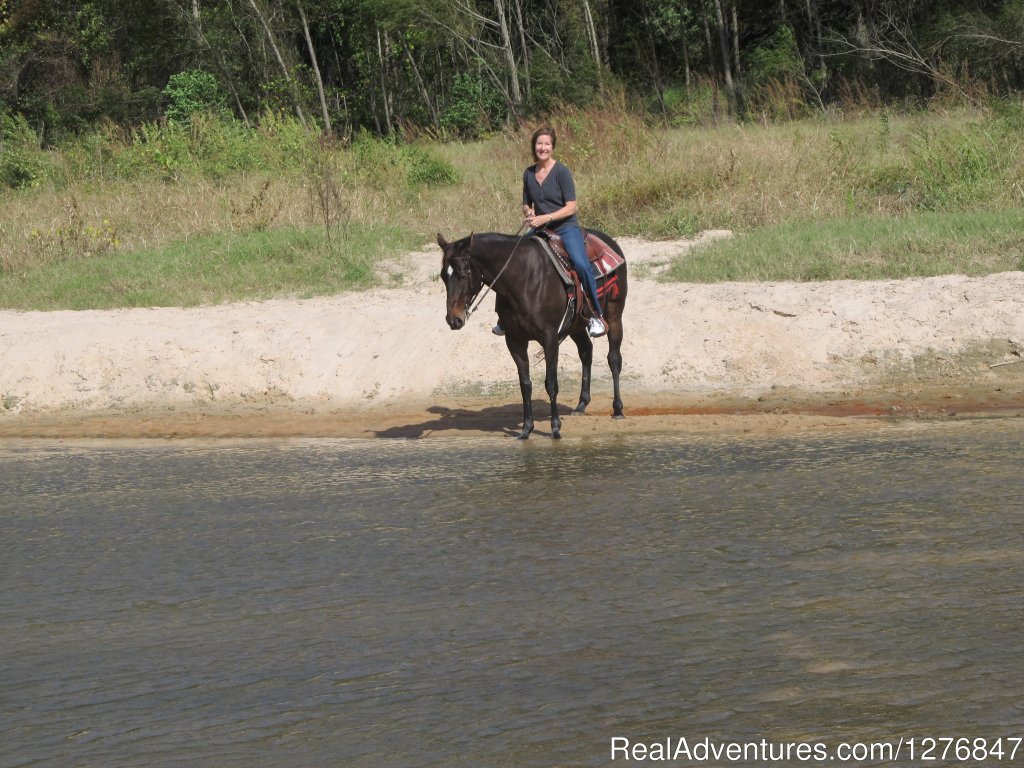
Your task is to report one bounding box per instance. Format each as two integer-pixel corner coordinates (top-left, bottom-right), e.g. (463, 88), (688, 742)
(823, 10), (979, 104)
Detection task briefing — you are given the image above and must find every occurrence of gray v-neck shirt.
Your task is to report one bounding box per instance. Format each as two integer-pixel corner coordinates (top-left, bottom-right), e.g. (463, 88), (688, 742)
(522, 161), (579, 226)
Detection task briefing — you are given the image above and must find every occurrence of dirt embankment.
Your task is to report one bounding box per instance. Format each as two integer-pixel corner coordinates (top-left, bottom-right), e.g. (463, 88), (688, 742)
(2, 233), (1023, 439)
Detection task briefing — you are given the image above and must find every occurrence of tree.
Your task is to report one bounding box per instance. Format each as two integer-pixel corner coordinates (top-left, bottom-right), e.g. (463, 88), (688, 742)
(711, 0), (737, 114)
(297, 2), (331, 132)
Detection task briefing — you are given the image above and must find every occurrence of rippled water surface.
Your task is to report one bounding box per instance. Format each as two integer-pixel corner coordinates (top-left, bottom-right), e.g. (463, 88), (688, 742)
(3, 420), (1023, 767)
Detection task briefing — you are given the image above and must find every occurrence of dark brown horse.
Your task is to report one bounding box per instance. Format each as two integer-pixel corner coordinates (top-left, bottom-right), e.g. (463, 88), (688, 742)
(437, 230), (627, 439)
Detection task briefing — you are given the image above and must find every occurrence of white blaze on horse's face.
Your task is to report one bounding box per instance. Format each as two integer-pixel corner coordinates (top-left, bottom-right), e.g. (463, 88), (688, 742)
(443, 251), (474, 331)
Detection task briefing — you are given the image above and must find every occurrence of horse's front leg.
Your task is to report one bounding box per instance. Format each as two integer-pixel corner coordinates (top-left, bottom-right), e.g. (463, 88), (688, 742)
(543, 338), (562, 439)
(506, 336), (534, 439)
(569, 328), (593, 415)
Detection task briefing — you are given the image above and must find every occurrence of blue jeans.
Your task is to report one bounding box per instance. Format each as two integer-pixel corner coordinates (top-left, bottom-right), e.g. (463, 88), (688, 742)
(554, 222), (602, 318)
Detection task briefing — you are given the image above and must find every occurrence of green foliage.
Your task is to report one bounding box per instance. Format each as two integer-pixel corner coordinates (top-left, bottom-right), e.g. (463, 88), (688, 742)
(403, 146), (457, 187)
(661, 80), (730, 127)
(0, 151), (43, 190)
(162, 70), (224, 124)
(348, 130), (399, 171)
(528, 56), (602, 113)
(349, 131), (456, 188)
(1, 0), (175, 136)
(254, 108), (315, 162)
(53, 111), (315, 182)
(439, 74), (504, 139)
(745, 25), (803, 88)
(904, 124), (1002, 209)
(9, 0), (1024, 145)
(74, 2), (113, 69)
(0, 112), (48, 189)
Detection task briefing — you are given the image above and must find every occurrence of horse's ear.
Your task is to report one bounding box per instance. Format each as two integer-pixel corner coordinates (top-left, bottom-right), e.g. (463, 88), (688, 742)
(436, 233), (449, 250)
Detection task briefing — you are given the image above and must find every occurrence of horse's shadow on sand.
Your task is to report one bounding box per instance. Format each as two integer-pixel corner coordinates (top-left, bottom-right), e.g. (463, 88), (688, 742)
(374, 401), (576, 439)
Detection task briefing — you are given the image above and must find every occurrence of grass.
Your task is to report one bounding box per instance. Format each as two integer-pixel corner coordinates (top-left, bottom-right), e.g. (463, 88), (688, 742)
(0, 224), (422, 310)
(2, 103), (1024, 310)
(664, 210), (1024, 283)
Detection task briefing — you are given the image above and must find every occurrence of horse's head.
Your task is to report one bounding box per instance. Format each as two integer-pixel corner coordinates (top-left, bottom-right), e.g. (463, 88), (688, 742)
(437, 233), (483, 331)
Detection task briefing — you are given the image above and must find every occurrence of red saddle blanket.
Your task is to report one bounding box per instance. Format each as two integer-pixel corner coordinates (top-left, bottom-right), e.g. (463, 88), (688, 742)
(539, 228), (626, 279)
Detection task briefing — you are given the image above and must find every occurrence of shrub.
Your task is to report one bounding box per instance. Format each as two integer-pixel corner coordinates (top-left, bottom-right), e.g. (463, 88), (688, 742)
(0, 112), (49, 189)
(403, 146), (457, 187)
(162, 70), (225, 124)
(906, 123), (1001, 209)
(439, 74), (504, 139)
(348, 132), (456, 188)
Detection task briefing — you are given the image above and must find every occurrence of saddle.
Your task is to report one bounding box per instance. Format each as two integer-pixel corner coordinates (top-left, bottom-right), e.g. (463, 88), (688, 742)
(536, 228), (625, 282)
(533, 228), (625, 336)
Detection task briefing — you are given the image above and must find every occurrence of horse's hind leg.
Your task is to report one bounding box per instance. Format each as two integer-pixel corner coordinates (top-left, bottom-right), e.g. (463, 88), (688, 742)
(607, 318), (625, 419)
(506, 336), (535, 439)
(569, 328), (593, 415)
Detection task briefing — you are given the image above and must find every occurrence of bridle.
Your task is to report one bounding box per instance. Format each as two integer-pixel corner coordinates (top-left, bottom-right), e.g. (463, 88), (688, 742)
(463, 224), (530, 319)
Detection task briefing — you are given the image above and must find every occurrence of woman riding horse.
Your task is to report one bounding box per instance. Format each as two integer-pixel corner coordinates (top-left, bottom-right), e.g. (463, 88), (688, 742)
(493, 125), (607, 339)
(437, 225), (627, 439)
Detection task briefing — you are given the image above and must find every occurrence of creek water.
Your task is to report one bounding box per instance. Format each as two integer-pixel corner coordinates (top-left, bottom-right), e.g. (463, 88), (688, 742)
(2, 419), (1022, 767)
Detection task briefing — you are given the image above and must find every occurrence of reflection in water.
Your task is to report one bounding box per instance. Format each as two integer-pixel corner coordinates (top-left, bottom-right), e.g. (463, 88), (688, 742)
(2, 420), (1023, 767)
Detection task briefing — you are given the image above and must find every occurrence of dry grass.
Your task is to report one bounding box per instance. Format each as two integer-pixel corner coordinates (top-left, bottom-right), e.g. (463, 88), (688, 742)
(3, 104), (1024, 307)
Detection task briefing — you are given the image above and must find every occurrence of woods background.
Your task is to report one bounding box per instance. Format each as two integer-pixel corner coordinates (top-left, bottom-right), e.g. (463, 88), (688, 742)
(3, 0), (1024, 142)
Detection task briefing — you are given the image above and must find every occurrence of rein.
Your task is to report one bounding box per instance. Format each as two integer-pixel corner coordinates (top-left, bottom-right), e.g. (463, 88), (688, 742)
(465, 224), (530, 318)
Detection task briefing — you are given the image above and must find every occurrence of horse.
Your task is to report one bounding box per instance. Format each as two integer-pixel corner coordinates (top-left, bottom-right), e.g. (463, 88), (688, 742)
(436, 230), (627, 439)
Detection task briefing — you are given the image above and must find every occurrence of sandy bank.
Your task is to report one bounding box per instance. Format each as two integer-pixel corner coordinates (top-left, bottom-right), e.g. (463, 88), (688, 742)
(2, 234), (1023, 438)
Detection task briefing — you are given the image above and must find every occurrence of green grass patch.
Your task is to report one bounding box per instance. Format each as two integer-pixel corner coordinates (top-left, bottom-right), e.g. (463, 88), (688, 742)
(662, 210), (1024, 283)
(0, 223), (422, 310)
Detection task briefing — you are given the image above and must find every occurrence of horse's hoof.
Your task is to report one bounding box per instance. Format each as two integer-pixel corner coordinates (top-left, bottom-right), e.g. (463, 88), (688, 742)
(613, 413), (625, 420)
(552, 430), (561, 440)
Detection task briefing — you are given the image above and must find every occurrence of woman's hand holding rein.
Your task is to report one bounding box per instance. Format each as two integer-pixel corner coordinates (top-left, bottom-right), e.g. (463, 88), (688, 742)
(524, 199), (577, 229)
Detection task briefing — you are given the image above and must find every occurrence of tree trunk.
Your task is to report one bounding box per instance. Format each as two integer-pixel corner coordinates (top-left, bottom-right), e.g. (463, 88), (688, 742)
(805, 0), (825, 74)
(512, 0), (531, 101)
(246, 0), (307, 127)
(730, 0), (740, 76)
(224, 75), (252, 128)
(641, 0), (666, 114)
(376, 28), (393, 134)
(679, 0), (691, 95)
(712, 0), (736, 114)
(494, 0), (522, 105)
(701, 3), (716, 79)
(402, 36), (440, 128)
(582, 0), (602, 68)
(297, 2), (332, 134)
